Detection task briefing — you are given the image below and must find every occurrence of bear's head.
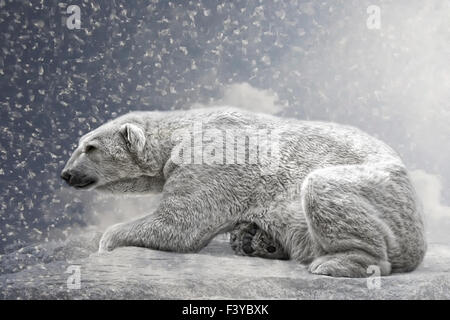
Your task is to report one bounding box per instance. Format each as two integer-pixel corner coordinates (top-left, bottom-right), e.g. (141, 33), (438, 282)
(61, 115), (165, 193)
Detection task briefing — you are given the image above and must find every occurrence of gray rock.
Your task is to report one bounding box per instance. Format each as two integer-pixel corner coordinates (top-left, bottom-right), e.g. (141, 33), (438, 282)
(0, 233), (449, 299)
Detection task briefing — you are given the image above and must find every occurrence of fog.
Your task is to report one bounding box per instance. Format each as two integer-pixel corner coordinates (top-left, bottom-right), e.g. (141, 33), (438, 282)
(0, 0), (449, 252)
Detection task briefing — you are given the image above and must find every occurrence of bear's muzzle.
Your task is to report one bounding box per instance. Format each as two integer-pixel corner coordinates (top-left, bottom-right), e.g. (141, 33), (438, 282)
(61, 170), (97, 189)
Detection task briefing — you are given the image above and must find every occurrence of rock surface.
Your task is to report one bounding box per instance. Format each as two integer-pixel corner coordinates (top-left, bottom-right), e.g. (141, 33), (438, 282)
(0, 232), (449, 299)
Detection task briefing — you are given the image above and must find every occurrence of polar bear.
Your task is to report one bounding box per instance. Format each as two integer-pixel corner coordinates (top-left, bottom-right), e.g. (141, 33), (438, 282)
(61, 107), (426, 277)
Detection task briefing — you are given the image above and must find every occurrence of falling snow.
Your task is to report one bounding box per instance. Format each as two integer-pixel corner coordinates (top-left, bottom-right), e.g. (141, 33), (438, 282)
(0, 0), (450, 296)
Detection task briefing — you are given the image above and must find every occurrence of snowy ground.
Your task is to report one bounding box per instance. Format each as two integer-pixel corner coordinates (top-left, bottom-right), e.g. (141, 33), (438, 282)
(2, 0), (450, 253)
(1, 232), (449, 299)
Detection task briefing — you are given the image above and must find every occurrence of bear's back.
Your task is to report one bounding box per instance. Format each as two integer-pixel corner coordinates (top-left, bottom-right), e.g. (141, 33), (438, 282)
(179, 107), (402, 166)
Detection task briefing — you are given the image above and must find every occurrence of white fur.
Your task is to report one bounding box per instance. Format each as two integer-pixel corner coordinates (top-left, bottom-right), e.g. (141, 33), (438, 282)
(62, 107), (427, 277)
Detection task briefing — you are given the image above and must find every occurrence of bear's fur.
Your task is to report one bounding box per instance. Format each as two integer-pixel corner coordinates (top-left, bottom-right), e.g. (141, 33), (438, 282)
(61, 107), (426, 277)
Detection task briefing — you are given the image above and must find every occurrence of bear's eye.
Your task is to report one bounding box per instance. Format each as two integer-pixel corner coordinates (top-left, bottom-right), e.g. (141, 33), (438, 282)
(85, 145), (97, 153)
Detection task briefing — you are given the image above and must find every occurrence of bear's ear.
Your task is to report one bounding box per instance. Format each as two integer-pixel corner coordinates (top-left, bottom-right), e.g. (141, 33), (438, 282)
(119, 123), (146, 153)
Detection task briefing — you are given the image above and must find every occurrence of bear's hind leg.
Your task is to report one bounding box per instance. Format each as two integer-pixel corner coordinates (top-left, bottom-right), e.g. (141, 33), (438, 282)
(302, 164), (404, 278)
(308, 250), (391, 277)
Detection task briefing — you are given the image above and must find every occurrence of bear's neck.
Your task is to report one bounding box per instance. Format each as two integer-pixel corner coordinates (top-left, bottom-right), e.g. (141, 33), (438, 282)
(151, 117), (201, 178)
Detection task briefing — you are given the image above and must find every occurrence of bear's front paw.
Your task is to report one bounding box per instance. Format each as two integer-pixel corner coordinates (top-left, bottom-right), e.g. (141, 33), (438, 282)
(98, 223), (128, 253)
(230, 222), (289, 260)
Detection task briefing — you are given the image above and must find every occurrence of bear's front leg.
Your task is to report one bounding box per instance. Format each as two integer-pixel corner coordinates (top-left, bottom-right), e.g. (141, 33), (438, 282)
(98, 165), (247, 253)
(99, 197), (228, 253)
(98, 210), (210, 253)
(99, 215), (182, 253)
(99, 220), (139, 252)
(99, 177), (236, 253)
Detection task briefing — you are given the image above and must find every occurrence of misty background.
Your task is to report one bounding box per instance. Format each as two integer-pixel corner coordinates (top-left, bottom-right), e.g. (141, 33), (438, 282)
(0, 0), (449, 253)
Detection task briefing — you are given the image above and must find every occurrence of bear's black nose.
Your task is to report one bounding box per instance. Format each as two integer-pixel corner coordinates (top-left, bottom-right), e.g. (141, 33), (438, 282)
(61, 170), (71, 182)
(61, 170), (97, 189)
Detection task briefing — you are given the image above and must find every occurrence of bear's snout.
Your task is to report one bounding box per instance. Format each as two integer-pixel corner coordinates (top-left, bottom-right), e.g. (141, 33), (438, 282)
(61, 169), (97, 189)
